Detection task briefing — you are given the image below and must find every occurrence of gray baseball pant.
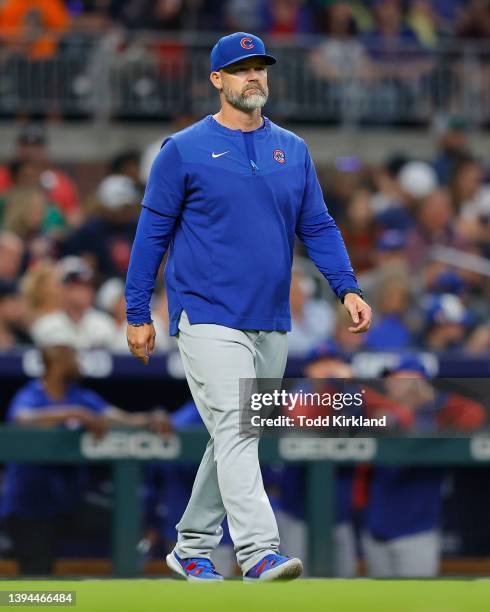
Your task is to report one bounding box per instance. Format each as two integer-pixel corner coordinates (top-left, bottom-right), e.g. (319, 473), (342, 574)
(173, 310), (288, 574)
(362, 529), (440, 577)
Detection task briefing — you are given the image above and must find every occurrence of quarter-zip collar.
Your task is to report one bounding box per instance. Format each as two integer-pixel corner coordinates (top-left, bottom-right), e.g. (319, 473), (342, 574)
(207, 114), (271, 139)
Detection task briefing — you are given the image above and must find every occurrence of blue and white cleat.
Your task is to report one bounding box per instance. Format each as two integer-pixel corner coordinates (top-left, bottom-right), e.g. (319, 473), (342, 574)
(166, 550), (224, 582)
(244, 554), (303, 582)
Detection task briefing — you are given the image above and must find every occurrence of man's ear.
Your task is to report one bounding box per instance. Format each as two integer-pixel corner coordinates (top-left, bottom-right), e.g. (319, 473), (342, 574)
(210, 71), (222, 91)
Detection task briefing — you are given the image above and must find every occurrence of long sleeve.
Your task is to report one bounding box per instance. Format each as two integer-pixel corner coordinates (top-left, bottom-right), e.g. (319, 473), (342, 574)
(125, 138), (185, 323)
(295, 148), (359, 299)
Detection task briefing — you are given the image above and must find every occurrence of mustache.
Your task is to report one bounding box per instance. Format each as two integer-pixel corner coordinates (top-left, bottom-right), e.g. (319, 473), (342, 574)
(243, 84), (266, 95)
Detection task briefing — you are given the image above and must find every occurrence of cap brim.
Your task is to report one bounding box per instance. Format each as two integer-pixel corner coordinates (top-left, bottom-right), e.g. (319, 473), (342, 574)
(217, 53), (277, 71)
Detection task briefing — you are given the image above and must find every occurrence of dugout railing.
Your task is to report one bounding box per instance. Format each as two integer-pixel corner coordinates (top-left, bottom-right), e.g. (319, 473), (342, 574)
(1, 427), (490, 577)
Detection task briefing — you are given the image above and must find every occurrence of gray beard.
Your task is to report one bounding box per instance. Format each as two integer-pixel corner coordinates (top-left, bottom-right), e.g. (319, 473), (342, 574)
(222, 85), (268, 112)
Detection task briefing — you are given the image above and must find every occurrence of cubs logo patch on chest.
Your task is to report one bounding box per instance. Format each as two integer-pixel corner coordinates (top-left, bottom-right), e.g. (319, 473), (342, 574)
(273, 149), (285, 164)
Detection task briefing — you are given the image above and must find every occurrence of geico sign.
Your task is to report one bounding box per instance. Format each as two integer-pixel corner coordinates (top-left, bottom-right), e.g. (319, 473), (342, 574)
(470, 436), (490, 461)
(279, 437), (376, 461)
(81, 432), (181, 459)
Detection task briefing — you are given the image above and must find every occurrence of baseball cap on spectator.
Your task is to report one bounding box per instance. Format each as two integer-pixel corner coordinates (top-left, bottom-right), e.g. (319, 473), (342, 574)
(58, 257), (94, 285)
(31, 312), (78, 349)
(305, 339), (345, 364)
(96, 175), (140, 210)
(446, 116), (468, 132)
(17, 123), (46, 146)
(96, 278), (124, 313)
(434, 114), (469, 136)
(210, 32), (277, 72)
(424, 293), (473, 327)
(430, 270), (466, 295)
(375, 230), (406, 251)
(398, 161), (438, 199)
(384, 355), (429, 378)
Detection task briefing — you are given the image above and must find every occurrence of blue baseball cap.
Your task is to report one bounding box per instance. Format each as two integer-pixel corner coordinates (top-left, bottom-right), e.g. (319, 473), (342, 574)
(210, 32), (277, 72)
(305, 340), (346, 364)
(376, 230), (407, 252)
(424, 293), (473, 327)
(385, 355), (429, 378)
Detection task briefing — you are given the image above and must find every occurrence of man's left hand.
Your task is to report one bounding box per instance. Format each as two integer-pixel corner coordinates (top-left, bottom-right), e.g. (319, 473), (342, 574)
(343, 293), (372, 334)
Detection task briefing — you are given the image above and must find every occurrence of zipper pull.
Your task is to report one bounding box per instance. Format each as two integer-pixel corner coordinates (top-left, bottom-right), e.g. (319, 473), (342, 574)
(250, 160), (259, 174)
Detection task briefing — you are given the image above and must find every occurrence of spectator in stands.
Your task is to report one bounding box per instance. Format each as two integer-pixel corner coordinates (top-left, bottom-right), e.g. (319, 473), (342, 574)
(422, 293), (473, 352)
(466, 322), (490, 355)
(340, 189), (378, 274)
(404, 187), (467, 270)
(362, 0), (422, 57)
(369, 155), (407, 217)
(224, 0), (263, 32)
(1, 320), (170, 575)
(361, 0), (432, 121)
(310, 0), (371, 106)
(153, 0), (188, 30)
(63, 175), (140, 279)
(66, 0), (111, 32)
(363, 355), (485, 578)
(287, 266), (334, 358)
(110, 0), (187, 30)
(110, 150), (142, 186)
(432, 116), (470, 186)
(0, 231), (24, 282)
(373, 160), (437, 232)
(0, 125), (81, 226)
(456, 0), (490, 40)
(262, 0), (314, 37)
(432, 0), (466, 36)
(364, 274), (414, 350)
(30, 257), (116, 350)
(96, 278), (174, 353)
(359, 230), (410, 304)
(451, 157), (490, 255)
(0, 280), (30, 350)
(20, 260), (62, 324)
(1, 187), (65, 267)
(407, 0), (438, 47)
(0, 0), (70, 60)
(4, 159), (42, 190)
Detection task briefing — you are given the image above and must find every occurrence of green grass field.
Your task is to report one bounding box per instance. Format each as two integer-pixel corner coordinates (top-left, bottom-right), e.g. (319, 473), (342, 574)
(0, 579), (489, 612)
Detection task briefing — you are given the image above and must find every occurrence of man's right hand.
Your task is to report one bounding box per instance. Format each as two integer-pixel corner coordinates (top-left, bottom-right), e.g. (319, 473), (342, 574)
(126, 323), (156, 365)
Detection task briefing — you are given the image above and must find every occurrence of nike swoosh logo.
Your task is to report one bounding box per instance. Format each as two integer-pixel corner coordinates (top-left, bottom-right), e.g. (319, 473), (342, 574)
(212, 151), (230, 158)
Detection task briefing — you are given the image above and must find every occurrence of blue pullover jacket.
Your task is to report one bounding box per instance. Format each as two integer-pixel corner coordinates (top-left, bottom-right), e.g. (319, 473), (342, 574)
(125, 115), (359, 335)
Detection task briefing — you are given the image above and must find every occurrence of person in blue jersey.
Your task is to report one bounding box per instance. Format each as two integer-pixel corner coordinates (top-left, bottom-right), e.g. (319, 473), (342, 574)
(125, 31), (372, 582)
(1, 321), (169, 576)
(362, 356), (485, 577)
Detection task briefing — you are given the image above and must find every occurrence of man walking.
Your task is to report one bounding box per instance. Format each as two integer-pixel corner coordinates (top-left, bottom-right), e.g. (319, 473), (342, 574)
(125, 32), (371, 582)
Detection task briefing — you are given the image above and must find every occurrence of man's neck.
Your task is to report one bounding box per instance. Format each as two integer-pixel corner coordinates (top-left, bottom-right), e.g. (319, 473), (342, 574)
(43, 375), (68, 402)
(213, 105), (263, 132)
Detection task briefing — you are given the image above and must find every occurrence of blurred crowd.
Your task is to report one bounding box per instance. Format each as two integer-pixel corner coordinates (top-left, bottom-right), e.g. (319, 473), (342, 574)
(0, 0), (488, 41)
(0, 1), (489, 124)
(0, 117), (488, 357)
